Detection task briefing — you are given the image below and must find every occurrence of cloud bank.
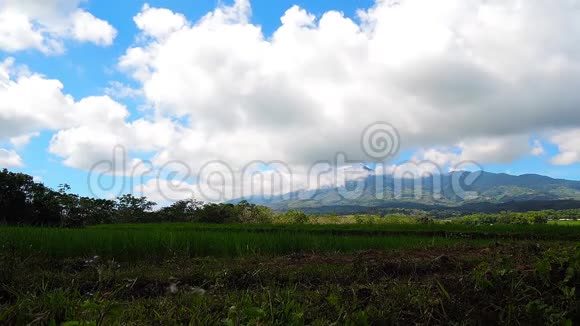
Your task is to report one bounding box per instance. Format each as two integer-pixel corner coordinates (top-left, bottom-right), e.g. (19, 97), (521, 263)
(2, 0), (580, 200)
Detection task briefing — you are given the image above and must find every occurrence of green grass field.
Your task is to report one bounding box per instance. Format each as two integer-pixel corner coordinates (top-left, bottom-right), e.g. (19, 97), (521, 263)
(0, 224), (490, 259)
(1, 222), (580, 325)
(2, 222), (580, 259)
(549, 220), (580, 226)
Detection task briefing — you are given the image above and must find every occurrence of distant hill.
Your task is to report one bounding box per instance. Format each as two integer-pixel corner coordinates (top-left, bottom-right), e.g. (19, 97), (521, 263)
(235, 171), (580, 213)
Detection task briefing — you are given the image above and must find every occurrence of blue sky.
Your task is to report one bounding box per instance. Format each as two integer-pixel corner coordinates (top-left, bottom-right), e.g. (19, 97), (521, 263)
(1, 0), (580, 202)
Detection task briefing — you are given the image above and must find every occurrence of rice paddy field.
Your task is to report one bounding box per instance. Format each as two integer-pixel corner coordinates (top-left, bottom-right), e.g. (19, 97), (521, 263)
(1, 222), (580, 325)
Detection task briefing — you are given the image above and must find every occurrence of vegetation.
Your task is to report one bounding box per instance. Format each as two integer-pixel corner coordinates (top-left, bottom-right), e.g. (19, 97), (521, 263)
(0, 169), (280, 227)
(2, 169), (580, 324)
(458, 209), (580, 225)
(2, 169), (580, 229)
(0, 224), (479, 260)
(1, 226), (579, 324)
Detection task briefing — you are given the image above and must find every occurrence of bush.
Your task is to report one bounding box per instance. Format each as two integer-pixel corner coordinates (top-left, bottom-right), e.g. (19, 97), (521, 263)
(283, 210), (309, 224)
(458, 210), (553, 225)
(416, 216), (435, 225)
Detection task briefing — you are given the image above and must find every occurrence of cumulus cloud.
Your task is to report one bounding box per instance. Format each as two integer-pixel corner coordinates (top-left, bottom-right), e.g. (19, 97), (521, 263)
(136, 162), (373, 203)
(70, 9), (117, 46)
(0, 148), (23, 167)
(457, 136), (531, 164)
(0, 58), (126, 143)
(9, 132), (39, 148)
(135, 178), (197, 205)
(6, 0), (580, 200)
(408, 135), (531, 171)
(48, 118), (180, 172)
(550, 129), (580, 165)
(48, 97), (181, 172)
(115, 0), (580, 172)
(0, 9), (44, 51)
(0, 57), (166, 172)
(1, 58), (125, 136)
(133, 4), (188, 40)
(0, 57), (74, 139)
(0, 0), (116, 53)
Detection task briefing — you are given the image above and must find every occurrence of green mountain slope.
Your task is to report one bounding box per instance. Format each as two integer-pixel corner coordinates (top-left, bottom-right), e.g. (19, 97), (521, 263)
(240, 171), (580, 211)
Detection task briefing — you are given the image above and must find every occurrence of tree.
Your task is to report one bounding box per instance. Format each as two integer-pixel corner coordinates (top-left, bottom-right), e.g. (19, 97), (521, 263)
(238, 200), (272, 224)
(116, 194), (156, 223)
(0, 169), (63, 225)
(0, 169), (35, 224)
(79, 198), (117, 225)
(283, 210), (309, 224)
(159, 199), (204, 222)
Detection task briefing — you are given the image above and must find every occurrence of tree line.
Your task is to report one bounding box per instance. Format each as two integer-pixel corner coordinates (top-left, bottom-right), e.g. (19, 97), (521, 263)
(0, 169), (279, 227)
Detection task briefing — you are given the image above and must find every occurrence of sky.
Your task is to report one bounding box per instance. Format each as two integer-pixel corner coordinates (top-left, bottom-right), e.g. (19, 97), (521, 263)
(1, 0), (580, 203)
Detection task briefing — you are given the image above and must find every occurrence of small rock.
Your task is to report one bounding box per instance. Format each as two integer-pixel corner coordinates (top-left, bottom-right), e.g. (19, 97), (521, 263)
(167, 283), (179, 295)
(191, 287), (206, 296)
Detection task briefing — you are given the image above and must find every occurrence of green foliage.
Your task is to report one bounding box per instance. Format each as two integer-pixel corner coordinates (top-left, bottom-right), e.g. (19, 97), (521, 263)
(416, 216), (435, 225)
(157, 199), (203, 222)
(191, 201), (272, 224)
(281, 210), (310, 224)
(0, 169), (156, 227)
(0, 169), (279, 227)
(115, 194), (156, 223)
(456, 209), (570, 225)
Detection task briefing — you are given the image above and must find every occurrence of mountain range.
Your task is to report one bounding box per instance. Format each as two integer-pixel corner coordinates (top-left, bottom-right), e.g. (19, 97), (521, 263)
(239, 171), (580, 213)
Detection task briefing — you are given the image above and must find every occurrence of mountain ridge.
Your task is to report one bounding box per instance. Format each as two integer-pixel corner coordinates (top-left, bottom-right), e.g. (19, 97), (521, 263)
(234, 171), (580, 212)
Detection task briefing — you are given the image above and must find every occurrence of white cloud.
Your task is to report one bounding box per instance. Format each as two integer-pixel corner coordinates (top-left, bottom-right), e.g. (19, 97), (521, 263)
(457, 136), (530, 164)
(0, 57), (75, 139)
(10, 132), (39, 148)
(5, 0), (580, 200)
(48, 97), (149, 171)
(48, 95), (182, 172)
(0, 148), (23, 167)
(136, 178), (197, 204)
(70, 9), (117, 46)
(0, 58), (164, 173)
(530, 139), (546, 156)
(104, 81), (142, 99)
(133, 4), (188, 40)
(136, 163), (368, 203)
(550, 129), (580, 165)
(0, 0), (117, 53)
(406, 135), (531, 174)
(0, 9), (44, 51)
(114, 0), (580, 178)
